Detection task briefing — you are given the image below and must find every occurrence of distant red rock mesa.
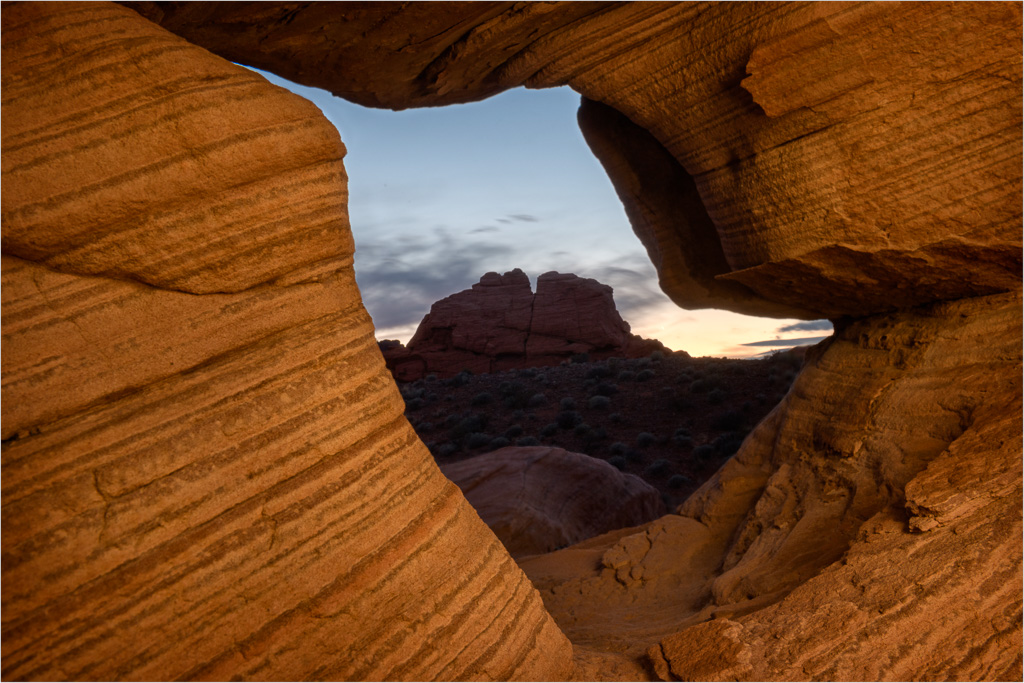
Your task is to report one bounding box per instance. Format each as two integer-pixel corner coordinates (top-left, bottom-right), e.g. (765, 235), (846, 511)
(380, 269), (667, 381)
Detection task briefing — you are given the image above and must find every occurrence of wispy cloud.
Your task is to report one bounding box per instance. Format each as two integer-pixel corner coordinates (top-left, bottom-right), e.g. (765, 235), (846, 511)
(741, 335), (829, 348)
(470, 226), (500, 234)
(508, 214), (538, 222)
(777, 320), (833, 334)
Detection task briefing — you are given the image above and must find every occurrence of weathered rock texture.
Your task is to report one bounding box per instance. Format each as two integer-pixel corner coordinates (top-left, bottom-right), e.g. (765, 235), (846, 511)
(1, 4), (572, 680)
(130, 1), (1023, 321)
(381, 269), (663, 381)
(5, 1), (1022, 681)
(522, 291), (1022, 679)
(440, 447), (666, 559)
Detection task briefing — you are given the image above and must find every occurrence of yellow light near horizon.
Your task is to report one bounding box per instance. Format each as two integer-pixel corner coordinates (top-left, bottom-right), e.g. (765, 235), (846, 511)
(373, 301), (830, 360)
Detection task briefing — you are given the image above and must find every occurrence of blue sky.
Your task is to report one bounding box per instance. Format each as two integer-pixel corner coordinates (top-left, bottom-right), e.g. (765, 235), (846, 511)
(251, 68), (831, 357)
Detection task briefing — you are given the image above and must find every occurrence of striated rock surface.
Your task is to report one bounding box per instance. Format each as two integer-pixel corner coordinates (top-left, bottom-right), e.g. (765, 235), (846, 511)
(522, 290), (1022, 679)
(382, 269), (664, 381)
(1, 4), (573, 681)
(440, 447), (666, 559)
(132, 1), (1022, 321)
(6, 1), (1022, 680)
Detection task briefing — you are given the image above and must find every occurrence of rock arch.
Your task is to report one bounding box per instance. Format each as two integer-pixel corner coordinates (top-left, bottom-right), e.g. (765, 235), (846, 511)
(2, 2), (1020, 680)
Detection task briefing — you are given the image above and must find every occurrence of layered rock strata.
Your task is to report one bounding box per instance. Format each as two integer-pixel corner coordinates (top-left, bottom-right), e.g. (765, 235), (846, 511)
(1, 4), (572, 680)
(381, 269), (663, 381)
(5, 1), (1022, 681)
(131, 1), (1023, 320)
(440, 446), (666, 558)
(522, 291), (1022, 679)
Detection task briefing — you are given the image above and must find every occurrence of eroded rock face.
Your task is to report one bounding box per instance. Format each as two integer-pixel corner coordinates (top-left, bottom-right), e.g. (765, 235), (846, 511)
(440, 446), (666, 558)
(522, 291), (1022, 678)
(131, 1), (1022, 321)
(1, 4), (572, 680)
(382, 269), (663, 380)
(5, 1), (1022, 681)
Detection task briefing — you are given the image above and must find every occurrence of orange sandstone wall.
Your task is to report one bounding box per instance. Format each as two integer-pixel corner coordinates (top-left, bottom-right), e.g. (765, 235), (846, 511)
(1, 3), (573, 680)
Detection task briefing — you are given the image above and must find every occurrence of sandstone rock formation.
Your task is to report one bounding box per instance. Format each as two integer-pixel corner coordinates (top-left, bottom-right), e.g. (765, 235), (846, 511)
(440, 446), (666, 559)
(1, 4), (572, 680)
(5, 1), (1022, 681)
(381, 269), (664, 381)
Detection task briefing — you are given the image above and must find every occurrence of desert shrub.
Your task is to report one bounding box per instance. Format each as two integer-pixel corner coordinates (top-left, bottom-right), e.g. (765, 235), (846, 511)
(693, 444), (715, 460)
(636, 369), (655, 382)
(610, 412), (623, 423)
(756, 392), (768, 404)
(588, 395), (611, 410)
(690, 378), (711, 393)
(609, 442), (627, 456)
(516, 436), (540, 447)
(504, 425), (524, 439)
(636, 431), (656, 448)
(712, 410), (744, 431)
(512, 409), (525, 420)
(617, 370), (636, 382)
(559, 397), (577, 410)
(452, 414), (486, 438)
(425, 373), (438, 383)
(534, 373), (547, 383)
(608, 456), (627, 471)
(471, 392), (493, 406)
(404, 398), (425, 411)
(708, 388), (725, 405)
(626, 449), (645, 464)
(667, 474), (690, 489)
(571, 352), (591, 364)
(592, 427), (607, 440)
(489, 436), (510, 450)
(644, 459), (671, 478)
(650, 350), (665, 361)
(418, 421), (434, 432)
(558, 410), (583, 429)
(528, 392), (548, 407)
(466, 432), (492, 449)
(446, 372), (468, 387)
(519, 368), (537, 378)
(437, 442), (459, 458)
(573, 422), (592, 437)
(443, 414), (460, 429)
(540, 423), (559, 437)
(594, 382), (618, 397)
(586, 365), (612, 379)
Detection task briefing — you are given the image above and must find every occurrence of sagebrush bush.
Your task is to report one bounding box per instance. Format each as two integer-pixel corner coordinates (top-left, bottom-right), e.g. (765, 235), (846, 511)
(528, 392), (548, 407)
(608, 456), (627, 471)
(594, 382), (618, 396)
(540, 423), (559, 437)
(667, 474), (690, 489)
(471, 392), (493, 406)
(571, 352), (590, 364)
(636, 431), (656, 448)
(573, 422), (592, 437)
(617, 370), (636, 382)
(557, 410), (583, 429)
(610, 412), (623, 423)
(437, 443), (459, 458)
(516, 436), (540, 447)
(488, 436), (510, 450)
(636, 369), (655, 382)
(609, 442), (627, 456)
(626, 449), (645, 463)
(466, 432), (492, 449)
(559, 397), (577, 410)
(708, 388), (725, 405)
(588, 395), (611, 410)
(644, 459), (671, 478)
(504, 424), (523, 439)
(586, 365), (612, 380)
